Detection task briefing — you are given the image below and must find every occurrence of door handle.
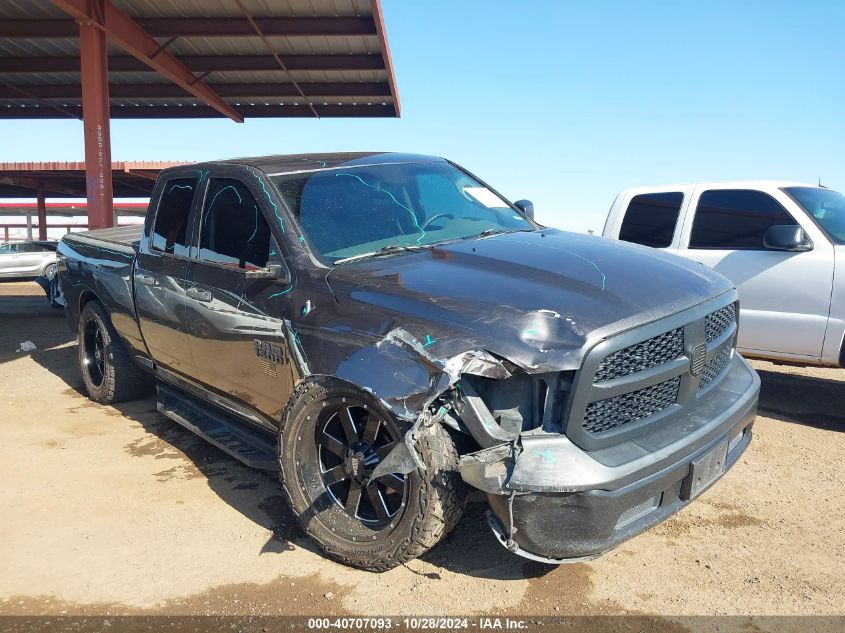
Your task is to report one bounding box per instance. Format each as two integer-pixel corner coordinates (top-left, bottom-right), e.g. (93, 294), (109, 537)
(136, 273), (156, 286)
(187, 287), (212, 303)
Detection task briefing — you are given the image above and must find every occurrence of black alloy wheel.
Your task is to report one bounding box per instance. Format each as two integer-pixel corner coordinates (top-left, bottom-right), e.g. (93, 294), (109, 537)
(82, 319), (106, 388)
(317, 400), (406, 524)
(77, 300), (151, 404)
(279, 377), (466, 571)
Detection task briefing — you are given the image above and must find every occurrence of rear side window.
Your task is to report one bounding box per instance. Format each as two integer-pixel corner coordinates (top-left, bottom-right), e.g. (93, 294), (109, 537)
(198, 178), (272, 270)
(21, 243), (54, 253)
(690, 189), (797, 249)
(619, 192), (684, 248)
(151, 177), (197, 256)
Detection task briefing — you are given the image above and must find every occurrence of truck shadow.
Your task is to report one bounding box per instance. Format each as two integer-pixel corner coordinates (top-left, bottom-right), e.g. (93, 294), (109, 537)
(420, 502), (558, 580)
(756, 369), (844, 431)
(0, 285), (69, 366)
(30, 342), (550, 579)
(30, 342), (302, 557)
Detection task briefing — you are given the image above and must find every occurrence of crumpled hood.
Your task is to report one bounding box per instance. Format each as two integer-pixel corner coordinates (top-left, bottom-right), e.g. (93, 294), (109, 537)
(326, 229), (733, 372)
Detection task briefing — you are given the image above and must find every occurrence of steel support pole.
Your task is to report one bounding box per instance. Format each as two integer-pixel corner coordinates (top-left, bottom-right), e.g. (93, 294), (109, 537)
(36, 181), (48, 240)
(79, 0), (113, 229)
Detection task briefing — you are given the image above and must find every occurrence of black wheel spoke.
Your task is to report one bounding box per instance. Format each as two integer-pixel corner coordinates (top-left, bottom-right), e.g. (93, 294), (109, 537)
(345, 481), (363, 515)
(340, 407), (359, 444)
(375, 473), (406, 495)
(366, 485), (390, 522)
(362, 416), (380, 444)
(322, 465), (348, 485)
(313, 400), (405, 525)
(319, 433), (346, 458)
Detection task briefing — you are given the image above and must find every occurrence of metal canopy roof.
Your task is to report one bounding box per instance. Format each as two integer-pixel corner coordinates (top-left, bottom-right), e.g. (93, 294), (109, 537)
(0, 201), (147, 217)
(0, 0), (400, 119)
(0, 161), (190, 197)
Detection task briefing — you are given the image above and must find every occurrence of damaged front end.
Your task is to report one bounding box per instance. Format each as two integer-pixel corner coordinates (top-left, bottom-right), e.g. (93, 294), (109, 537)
(363, 333), (597, 563)
(365, 293), (759, 565)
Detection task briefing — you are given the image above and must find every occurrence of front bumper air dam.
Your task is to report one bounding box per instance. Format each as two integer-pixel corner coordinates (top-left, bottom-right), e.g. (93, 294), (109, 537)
(462, 355), (760, 563)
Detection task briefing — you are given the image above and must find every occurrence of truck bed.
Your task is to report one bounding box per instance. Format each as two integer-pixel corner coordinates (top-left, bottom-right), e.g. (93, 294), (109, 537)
(58, 223), (146, 362)
(62, 225), (143, 256)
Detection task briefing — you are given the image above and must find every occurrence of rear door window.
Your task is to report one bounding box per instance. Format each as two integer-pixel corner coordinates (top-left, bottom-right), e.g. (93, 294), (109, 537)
(690, 189), (797, 249)
(198, 178), (272, 270)
(20, 243), (52, 253)
(619, 192), (684, 248)
(151, 177), (197, 256)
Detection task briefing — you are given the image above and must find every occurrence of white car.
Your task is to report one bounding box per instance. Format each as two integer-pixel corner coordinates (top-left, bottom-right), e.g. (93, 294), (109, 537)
(603, 181), (845, 368)
(0, 240), (58, 280)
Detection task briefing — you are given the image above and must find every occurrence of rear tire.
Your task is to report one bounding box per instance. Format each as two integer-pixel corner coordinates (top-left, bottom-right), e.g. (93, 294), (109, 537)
(278, 377), (466, 571)
(78, 300), (150, 404)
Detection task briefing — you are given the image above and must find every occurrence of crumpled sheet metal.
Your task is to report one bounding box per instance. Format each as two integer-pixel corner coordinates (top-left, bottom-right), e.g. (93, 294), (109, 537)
(325, 327), (516, 478)
(332, 327), (511, 422)
(458, 442), (518, 493)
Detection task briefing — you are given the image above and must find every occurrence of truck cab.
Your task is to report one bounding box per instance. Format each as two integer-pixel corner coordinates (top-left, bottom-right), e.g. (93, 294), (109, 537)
(604, 181), (845, 367)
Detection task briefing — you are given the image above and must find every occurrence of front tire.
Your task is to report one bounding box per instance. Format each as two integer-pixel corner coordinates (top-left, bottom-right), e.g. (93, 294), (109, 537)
(78, 300), (150, 404)
(279, 378), (466, 571)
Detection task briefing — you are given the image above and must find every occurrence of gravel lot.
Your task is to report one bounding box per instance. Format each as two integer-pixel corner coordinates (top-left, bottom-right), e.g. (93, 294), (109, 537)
(0, 280), (842, 621)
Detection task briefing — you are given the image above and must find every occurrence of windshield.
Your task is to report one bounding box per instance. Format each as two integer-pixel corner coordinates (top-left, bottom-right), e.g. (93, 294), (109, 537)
(270, 161), (534, 264)
(784, 186), (845, 244)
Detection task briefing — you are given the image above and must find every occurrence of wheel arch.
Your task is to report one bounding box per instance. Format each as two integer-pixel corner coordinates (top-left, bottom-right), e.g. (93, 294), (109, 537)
(839, 334), (845, 368)
(78, 289), (100, 317)
(282, 374), (399, 427)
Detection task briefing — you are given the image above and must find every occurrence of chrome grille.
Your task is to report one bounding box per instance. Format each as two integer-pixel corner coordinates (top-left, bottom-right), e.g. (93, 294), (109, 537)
(583, 377), (681, 434)
(705, 304), (736, 343)
(594, 328), (684, 382)
(698, 347), (732, 391)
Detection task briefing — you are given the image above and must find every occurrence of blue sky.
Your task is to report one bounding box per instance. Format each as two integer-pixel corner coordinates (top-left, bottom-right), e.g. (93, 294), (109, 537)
(2, 0), (844, 233)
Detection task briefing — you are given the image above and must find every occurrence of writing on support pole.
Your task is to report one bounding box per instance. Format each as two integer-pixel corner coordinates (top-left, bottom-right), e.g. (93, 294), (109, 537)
(97, 123), (104, 198)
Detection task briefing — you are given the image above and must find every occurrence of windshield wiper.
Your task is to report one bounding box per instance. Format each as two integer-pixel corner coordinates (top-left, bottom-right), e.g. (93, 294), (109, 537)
(333, 243), (427, 265)
(475, 227), (534, 239)
(476, 228), (508, 238)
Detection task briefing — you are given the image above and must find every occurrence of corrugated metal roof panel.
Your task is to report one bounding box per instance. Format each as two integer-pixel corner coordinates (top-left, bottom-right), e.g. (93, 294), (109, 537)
(0, 0), (398, 119)
(0, 1), (65, 20)
(161, 34), (379, 57)
(108, 0), (372, 20)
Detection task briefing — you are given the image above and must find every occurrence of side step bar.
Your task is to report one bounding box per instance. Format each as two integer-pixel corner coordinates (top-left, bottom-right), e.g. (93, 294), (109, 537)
(156, 383), (278, 471)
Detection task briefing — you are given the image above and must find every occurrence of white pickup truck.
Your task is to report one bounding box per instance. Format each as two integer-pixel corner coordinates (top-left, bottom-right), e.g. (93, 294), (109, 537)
(603, 181), (845, 368)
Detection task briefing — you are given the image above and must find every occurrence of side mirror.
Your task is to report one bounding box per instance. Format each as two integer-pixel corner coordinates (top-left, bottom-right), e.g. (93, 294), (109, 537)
(763, 225), (813, 252)
(245, 262), (292, 284)
(514, 199), (534, 220)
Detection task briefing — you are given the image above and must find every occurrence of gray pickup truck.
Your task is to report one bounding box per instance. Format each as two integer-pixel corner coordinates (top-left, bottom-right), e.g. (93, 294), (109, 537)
(57, 153), (760, 570)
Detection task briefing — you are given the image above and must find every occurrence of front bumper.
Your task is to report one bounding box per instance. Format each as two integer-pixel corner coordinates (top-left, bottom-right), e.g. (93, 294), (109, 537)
(461, 354), (760, 562)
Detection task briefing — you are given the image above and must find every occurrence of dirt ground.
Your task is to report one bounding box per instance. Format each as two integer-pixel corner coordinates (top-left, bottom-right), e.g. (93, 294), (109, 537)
(0, 280), (842, 621)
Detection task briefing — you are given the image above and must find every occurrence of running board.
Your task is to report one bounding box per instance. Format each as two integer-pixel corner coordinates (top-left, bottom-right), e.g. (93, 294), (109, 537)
(156, 383), (277, 471)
